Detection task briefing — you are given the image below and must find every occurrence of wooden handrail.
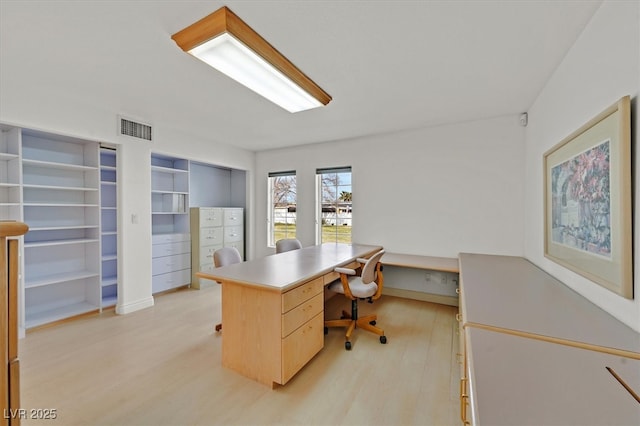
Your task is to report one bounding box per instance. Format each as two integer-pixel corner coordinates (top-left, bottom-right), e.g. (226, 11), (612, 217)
(0, 222), (28, 238)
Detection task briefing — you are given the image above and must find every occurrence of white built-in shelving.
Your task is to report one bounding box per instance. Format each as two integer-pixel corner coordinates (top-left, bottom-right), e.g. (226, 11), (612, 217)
(100, 147), (118, 308)
(0, 127), (22, 222)
(21, 130), (101, 328)
(151, 154), (190, 293)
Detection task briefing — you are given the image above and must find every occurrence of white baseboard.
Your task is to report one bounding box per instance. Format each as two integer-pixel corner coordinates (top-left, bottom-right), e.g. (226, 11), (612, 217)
(116, 296), (155, 315)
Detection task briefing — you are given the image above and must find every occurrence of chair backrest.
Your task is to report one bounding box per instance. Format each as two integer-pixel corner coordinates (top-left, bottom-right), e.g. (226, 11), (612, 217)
(213, 246), (242, 268)
(275, 238), (302, 254)
(361, 250), (385, 284)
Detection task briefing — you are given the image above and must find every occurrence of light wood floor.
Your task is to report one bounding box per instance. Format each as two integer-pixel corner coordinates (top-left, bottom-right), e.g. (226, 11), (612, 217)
(19, 286), (461, 426)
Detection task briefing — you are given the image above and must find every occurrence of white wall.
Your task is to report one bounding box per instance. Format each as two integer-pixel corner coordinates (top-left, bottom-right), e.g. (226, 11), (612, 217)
(255, 115), (525, 260)
(524, 1), (639, 331)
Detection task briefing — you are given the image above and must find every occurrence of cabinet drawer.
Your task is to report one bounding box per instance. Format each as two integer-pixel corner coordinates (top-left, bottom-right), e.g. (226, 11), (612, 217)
(200, 227), (223, 245)
(152, 253), (190, 275)
(282, 293), (323, 338)
(199, 244), (223, 266)
(223, 208), (243, 226)
(282, 277), (323, 313)
(199, 208), (223, 227)
(152, 233), (190, 245)
(152, 241), (191, 258)
(281, 312), (323, 384)
(224, 225), (243, 243)
(224, 241), (244, 258)
(152, 268), (191, 293)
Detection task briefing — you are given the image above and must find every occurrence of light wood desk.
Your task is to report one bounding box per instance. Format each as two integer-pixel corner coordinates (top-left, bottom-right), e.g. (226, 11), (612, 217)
(196, 243), (382, 388)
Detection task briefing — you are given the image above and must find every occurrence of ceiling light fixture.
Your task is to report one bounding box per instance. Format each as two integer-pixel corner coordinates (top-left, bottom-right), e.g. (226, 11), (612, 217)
(171, 6), (331, 113)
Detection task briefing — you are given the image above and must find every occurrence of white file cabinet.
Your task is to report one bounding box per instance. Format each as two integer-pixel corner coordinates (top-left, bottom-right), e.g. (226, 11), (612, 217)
(191, 207), (244, 289)
(151, 233), (191, 293)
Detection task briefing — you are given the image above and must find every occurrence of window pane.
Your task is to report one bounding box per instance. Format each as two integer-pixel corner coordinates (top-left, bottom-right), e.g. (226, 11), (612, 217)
(269, 174), (296, 246)
(317, 169), (351, 244)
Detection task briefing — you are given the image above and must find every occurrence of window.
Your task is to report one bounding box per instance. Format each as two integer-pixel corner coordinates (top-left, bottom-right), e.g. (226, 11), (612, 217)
(316, 167), (352, 243)
(268, 171), (297, 247)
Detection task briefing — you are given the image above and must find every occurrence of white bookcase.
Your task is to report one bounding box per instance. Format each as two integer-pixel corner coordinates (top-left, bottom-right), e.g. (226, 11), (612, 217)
(21, 130), (101, 328)
(0, 127), (22, 222)
(100, 147), (118, 307)
(151, 153), (191, 293)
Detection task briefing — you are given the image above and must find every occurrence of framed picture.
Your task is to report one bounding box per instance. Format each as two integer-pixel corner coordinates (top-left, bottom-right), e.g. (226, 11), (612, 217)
(544, 95), (632, 299)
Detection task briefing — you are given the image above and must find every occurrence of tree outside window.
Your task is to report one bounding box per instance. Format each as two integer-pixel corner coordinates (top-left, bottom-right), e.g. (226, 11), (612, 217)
(268, 172), (296, 246)
(317, 167), (352, 243)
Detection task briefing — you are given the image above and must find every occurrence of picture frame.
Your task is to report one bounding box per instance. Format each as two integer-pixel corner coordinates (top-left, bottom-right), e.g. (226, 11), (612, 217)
(543, 95), (632, 299)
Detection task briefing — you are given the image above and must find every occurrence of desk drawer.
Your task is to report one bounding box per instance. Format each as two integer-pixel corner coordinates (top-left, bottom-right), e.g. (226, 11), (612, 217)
(282, 312), (323, 384)
(282, 293), (323, 338)
(282, 277), (323, 313)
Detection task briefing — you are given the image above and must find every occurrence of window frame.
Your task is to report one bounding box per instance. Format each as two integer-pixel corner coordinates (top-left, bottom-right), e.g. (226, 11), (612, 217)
(315, 166), (352, 244)
(267, 171), (297, 247)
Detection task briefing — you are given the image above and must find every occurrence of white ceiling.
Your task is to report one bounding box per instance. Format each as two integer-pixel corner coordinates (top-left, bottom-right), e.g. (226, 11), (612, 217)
(0, 0), (602, 151)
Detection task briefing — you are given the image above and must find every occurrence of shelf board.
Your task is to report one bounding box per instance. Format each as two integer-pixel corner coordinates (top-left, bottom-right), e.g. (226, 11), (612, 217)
(100, 165), (117, 171)
(101, 296), (117, 308)
(0, 182), (20, 188)
(151, 165), (188, 174)
(25, 301), (99, 329)
(102, 276), (117, 287)
(101, 230), (117, 236)
(0, 152), (19, 161)
(28, 225), (99, 232)
(151, 190), (189, 195)
(25, 238), (99, 248)
(0, 202), (20, 206)
(152, 211), (188, 215)
(25, 270), (99, 288)
(102, 254), (117, 262)
(24, 203), (99, 208)
(101, 206), (117, 210)
(23, 184), (98, 192)
(101, 181), (116, 186)
(23, 158), (98, 172)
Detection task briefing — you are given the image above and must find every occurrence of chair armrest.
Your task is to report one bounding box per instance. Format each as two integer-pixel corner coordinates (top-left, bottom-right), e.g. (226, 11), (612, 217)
(356, 257), (369, 264)
(335, 267), (356, 275)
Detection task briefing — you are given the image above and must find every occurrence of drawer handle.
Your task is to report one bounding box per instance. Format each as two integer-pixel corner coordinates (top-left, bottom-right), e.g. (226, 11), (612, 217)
(303, 304), (313, 312)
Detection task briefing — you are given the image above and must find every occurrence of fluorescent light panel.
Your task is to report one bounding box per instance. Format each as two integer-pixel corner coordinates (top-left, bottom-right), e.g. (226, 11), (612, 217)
(172, 6), (331, 113)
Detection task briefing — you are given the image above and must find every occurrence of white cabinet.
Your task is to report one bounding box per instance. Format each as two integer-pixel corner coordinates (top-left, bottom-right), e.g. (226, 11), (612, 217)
(20, 130), (101, 329)
(100, 148), (117, 308)
(190, 207), (244, 289)
(151, 154), (191, 293)
(151, 233), (191, 293)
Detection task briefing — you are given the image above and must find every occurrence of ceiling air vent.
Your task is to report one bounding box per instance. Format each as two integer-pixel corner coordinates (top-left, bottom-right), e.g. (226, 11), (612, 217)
(119, 116), (152, 141)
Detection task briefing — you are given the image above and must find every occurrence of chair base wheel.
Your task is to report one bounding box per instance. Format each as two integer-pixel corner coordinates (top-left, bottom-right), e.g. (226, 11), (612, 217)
(345, 341), (352, 350)
(369, 320), (376, 326)
(380, 335), (387, 344)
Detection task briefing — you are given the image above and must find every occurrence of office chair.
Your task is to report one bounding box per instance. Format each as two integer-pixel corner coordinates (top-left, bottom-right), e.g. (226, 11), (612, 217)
(212, 246), (242, 332)
(275, 238), (302, 253)
(324, 249), (387, 350)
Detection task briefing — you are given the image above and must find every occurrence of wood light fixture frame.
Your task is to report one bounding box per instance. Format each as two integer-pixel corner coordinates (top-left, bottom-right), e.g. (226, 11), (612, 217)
(171, 6), (331, 108)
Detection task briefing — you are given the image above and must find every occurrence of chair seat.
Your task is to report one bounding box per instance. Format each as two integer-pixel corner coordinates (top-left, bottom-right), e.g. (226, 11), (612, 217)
(328, 276), (378, 299)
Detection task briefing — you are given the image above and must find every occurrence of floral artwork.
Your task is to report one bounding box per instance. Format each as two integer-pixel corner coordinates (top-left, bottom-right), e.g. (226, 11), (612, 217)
(550, 140), (611, 258)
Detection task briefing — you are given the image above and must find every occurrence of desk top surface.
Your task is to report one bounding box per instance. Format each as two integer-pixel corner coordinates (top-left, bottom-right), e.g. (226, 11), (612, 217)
(459, 253), (640, 356)
(381, 252), (459, 272)
(197, 243), (382, 292)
